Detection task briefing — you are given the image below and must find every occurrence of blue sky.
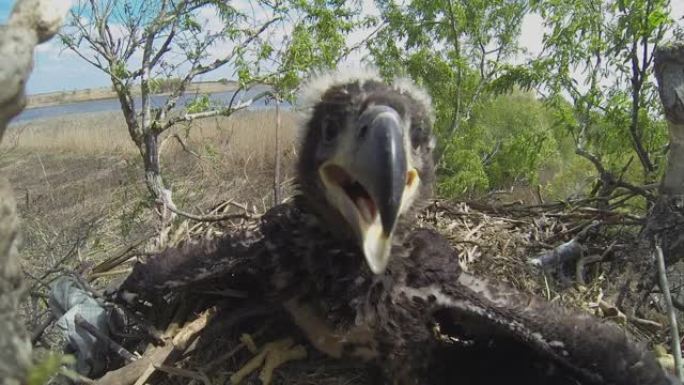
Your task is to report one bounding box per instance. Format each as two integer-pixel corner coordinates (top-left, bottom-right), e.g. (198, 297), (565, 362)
(0, 1), (10, 17)
(0, 0), (260, 94)
(1, 0), (682, 95)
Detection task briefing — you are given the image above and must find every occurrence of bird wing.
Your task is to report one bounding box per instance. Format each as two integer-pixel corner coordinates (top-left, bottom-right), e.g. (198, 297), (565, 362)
(116, 228), (264, 303)
(394, 228), (673, 385)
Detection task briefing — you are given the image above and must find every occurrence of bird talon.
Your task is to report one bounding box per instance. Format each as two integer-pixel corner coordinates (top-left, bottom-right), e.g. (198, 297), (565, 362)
(230, 337), (307, 385)
(240, 333), (258, 354)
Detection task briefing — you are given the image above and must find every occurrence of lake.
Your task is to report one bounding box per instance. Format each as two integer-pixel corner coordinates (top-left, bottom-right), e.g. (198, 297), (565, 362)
(14, 87), (286, 123)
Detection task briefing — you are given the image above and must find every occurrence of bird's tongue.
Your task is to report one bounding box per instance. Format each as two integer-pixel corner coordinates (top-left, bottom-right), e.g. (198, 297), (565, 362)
(355, 196), (377, 224)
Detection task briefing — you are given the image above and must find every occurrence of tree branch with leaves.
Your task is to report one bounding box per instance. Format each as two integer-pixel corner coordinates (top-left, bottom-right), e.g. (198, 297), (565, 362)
(497, 0), (675, 205)
(61, 0), (284, 228)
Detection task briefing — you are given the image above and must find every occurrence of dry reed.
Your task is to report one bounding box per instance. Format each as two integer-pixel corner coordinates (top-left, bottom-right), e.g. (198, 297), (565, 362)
(2, 107), (300, 280)
(4, 109), (299, 163)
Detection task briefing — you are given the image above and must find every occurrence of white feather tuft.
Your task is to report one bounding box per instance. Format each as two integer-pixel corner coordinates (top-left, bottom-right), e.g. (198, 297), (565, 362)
(297, 66), (383, 111)
(296, 67), (434, 128)
(391, 77), (434, 122)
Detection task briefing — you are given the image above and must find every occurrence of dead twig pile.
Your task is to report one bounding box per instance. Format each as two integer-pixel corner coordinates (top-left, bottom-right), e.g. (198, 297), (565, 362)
(419, 199), (666, 339)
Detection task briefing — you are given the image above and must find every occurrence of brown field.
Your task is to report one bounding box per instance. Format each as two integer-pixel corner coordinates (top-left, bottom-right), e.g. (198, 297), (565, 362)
(26, 80), (238, 108)
(2, 108), (300, 217)
(1, 109), (299, 337)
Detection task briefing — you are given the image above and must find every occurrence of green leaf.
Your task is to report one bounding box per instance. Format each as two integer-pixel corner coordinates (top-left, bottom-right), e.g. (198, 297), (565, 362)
(27, 353), (76, 385)
(186, 94), (211, 114)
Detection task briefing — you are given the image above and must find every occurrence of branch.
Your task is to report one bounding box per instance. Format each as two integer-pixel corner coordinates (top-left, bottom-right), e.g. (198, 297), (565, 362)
(336, 22), (387, 64)
(160, 133), (201, 159)
(31, 314), (55, 345)
(575, 147), (607, 176)
(575, 147), (654, 201)
(161, 99), (253, 132)
(94, 309), (214, 385)
(153, 15), (279, 123)
(74, 314), (137, 363)
(191, 17), (281, 77)
(165, 204), (254, 223)
(655, 245), (684, 381)
(149, 25), (177, 69)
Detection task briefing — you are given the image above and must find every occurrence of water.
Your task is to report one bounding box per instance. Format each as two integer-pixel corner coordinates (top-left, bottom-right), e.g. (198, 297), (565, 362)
(14, 87), (286, 123)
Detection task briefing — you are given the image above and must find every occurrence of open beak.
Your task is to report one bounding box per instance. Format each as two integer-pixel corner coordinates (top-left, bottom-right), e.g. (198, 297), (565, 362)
(319, 105), (420, 274)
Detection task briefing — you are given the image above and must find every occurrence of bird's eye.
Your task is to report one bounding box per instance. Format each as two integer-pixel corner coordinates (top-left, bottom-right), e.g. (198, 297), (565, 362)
(410, 127), (422, 149)
(322, 119), (340, 143)
(358, 124), (368, 140)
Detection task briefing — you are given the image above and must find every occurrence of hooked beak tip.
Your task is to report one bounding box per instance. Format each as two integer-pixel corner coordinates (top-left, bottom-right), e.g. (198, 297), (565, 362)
(363, 230), (392, 274)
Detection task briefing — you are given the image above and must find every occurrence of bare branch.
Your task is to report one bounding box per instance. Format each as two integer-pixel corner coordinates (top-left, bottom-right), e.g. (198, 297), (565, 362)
(160, 133), (201, 159)
(74, 314), (138, 363)
(655, 245), (684, 381)
(336, 22), (387, 64)
(161, 99), (253, 132)
(191, 17), (282, 77)
(166, 205), (254, 222)
(149, 24), (177, 69)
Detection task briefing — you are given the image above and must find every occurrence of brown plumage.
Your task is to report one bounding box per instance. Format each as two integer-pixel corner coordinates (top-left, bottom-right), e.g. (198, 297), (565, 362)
(118, 69), (676, 385)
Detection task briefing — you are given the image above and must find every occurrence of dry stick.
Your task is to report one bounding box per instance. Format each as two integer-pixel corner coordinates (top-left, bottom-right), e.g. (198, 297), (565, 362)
(655, 245), (683, 381)
(95, 345), (174, 385)
(166, 204), (254, 222)
(89, 269), (132, 279)
(187, 202), (231, 234)
(36, 152), (55, 203)
(90, 232), (153, 275)
(152, 364), (211, 385)
(31, 314), (56, 345)
(74, 314), (138, 363)
(134, 308), (216, 385)
(576, 240), (618, 285)
(628, 315), (662, 330)
(95, 309), (215, 385)
(69, 271), (165, 345)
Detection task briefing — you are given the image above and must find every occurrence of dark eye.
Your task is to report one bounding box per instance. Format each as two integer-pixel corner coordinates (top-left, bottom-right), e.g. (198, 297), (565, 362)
(410, 126), (422, 149)
(358, 124), (368, 140)
(322, 119), (340, 143)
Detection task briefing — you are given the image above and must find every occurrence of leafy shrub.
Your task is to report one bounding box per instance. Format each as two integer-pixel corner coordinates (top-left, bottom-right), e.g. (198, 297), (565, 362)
(437, 91), (559, 197)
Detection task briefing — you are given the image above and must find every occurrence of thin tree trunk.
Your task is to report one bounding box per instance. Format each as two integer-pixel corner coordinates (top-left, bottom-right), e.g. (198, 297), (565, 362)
(648, 42), (684, 262)
(630, 44), (655, 175)
(654, 44), (684, 196)
(141, 131), (176, 247)
(142, 132), (167, 201)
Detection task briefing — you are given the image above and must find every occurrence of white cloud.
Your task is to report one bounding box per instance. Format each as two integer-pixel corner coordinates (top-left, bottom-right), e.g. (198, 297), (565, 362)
(519, 12), (545, 58)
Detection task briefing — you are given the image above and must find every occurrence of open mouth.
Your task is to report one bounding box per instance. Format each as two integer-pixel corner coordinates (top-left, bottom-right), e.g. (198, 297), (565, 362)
(322, 164), (377, 224)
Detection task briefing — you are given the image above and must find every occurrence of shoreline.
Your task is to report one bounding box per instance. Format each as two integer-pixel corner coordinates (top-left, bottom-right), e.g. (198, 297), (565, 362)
(26, 80), (239, 109)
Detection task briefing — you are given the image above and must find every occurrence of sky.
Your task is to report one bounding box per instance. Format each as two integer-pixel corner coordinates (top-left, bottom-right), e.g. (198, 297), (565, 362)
(0, 0), (682, 95)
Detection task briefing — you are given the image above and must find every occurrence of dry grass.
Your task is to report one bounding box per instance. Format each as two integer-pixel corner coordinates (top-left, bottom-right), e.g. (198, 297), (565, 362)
(4, 109), (298, 161)
(1, 108), (300, 336)
(2, 109), (301, 222)
(4, 112), (134, 153)
(176, 108), (300, 171)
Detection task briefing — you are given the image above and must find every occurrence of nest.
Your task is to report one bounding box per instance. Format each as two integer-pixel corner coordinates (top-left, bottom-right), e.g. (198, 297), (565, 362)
(62, 198), (669, 385)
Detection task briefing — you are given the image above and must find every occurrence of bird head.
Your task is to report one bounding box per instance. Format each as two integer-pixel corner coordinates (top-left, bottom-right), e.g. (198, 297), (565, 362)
(297, 69), (435, 274)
